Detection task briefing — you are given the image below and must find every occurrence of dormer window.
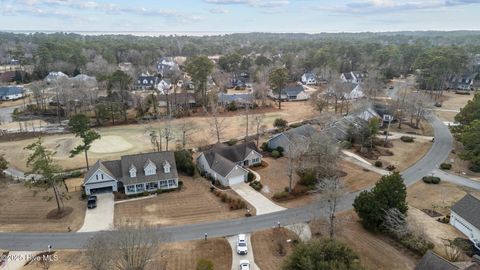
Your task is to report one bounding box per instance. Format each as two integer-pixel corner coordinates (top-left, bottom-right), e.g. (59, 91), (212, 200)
(129, 165), (137, 178)
(163, 161), (171, 173)
(144, 159), (157, 176)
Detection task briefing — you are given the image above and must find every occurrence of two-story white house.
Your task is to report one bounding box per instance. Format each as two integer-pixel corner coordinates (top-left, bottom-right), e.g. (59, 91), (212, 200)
(83, 151), (179, 196)
(197, 142), (262, 186)
(450, 194), (480, 251)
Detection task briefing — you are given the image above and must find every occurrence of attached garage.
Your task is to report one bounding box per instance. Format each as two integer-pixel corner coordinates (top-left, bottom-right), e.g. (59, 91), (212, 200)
(226, 166), (248, 186)
(84, 180), (117, 196)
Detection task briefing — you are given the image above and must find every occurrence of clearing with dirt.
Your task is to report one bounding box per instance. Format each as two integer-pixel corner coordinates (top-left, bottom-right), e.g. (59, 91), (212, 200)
(22, 238), (232, 270)
(0, 182), (85, 233)
(310, 211), (419, 270)
(0, 101), (316, 172)
(251, 228), (299, 270)
(115, 176), (248, 227)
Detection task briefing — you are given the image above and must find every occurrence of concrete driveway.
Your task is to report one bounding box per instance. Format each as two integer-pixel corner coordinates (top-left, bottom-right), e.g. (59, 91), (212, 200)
(231, 182), (285, 215)
(227, 234), (260, 270)
(78, 193), (114, 232)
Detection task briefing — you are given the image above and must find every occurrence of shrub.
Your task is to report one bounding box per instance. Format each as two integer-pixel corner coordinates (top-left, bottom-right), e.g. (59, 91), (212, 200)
(273, 118), (288, 130)
(276, 146), (284, 155)
(247, 172), (255, 182)
(273, 191), (289, 201)
(261, 142), (270, 152)
(422, 176), (441, 184)
(249, 181), (263, 191)
(142, 191), (150, 197)
(226, 101), (237, 111)
(440, 163), (452, 170)
(196, 258), (214, 270)
(298, 169), (317, 187)
(400, 136), (415, 143)
(374, 161), (383, 168)
(386, 165), (396, 171)
(81, 193), (87, 200)
(69, 171), (82, 178)
(272, 150), (280, 158)
(155, 189), (163, 195)
(437, 215), (450, 224)
(227, 138), (238, 146)
(469, 164), (480, 172)
(174, 150), (195, 176)
(220, 193), (227, 202)
(178, 181), (184, 187)
(340, 140), (352, 149)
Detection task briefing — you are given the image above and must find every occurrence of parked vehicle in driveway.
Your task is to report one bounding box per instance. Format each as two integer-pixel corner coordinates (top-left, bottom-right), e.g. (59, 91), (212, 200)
(87, 197), (97, 209)
(239, 260), (250, 270)
(237, 234), (248, 255)
(88, 195), (97, 202)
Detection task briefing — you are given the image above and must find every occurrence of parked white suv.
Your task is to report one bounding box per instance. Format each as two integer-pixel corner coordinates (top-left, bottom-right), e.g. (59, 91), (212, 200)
(236, 234), (248, 255)
(239, 260), (250, 270)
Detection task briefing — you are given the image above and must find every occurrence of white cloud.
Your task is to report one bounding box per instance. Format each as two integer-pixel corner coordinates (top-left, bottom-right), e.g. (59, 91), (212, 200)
(204, 0), (289, 8)
(319, 0), (480, 13)
(209, 7), (230, 13)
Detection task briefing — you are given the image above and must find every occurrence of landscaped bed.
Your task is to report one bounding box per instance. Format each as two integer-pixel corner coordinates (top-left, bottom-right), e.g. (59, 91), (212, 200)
(0, 182), (85, 233)
(114, 176), (250, 227)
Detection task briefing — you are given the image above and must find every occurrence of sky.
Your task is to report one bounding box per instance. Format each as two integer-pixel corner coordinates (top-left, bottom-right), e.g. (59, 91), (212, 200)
(1, 0), (480, 34)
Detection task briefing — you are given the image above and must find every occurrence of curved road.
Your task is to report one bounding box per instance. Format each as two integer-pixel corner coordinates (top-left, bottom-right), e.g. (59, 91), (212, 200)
(0, 115), (476, 251)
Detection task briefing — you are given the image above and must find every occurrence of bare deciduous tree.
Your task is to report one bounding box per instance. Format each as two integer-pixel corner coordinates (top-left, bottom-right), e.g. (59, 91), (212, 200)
(85, 223), (167, 270)
(285, 137), (310, 193)
(178, 119), (197, 149)
(204, 94), (226, 143)
(317, 176), (343, 238)
(252, 114), (266, 147)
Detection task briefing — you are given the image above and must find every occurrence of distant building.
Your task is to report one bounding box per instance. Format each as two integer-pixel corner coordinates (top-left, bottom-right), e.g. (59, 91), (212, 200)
(135, 75), (159, 90)
(301, 73), (317, 85)
(157, 92), (197, 109)
(269, 85), (310, 101)
(267, 124), (317, 154)
(447, 73), (477, 91)
(218, 92), (254, 108)
(340, 71), (367, 84)
(0, 86), (24, 101)
(156, 57), (179, 76)
(45, 71), (68, 84)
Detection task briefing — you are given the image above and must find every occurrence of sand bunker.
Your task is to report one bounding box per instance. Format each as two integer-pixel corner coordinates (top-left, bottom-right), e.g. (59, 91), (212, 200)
(90, 135), (133, 154)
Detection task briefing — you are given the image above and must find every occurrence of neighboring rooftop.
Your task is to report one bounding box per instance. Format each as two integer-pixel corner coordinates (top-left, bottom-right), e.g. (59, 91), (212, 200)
(415, 250), (459, 270)
(451, 194), (480, 229)
(203, 142), (260, 177)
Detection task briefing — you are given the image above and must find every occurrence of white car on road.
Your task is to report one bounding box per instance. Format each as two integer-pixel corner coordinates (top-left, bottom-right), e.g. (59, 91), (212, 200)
(237, 234), (248, 255)
(239, 260), (250, 270)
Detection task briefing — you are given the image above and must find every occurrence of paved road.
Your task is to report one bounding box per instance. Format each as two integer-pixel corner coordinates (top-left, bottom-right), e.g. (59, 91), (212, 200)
(0, 115), (475, 251)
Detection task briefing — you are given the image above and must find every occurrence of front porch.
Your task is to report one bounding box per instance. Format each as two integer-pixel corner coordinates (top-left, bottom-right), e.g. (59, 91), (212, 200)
(124, 178), (178, 195)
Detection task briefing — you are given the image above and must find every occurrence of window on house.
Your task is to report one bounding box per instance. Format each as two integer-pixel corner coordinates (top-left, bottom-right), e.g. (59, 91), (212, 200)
(146, 182), (158, 190)
(136, 184), (145, 192)
(96, 174), (98, 181)
(101, 174), (104, 180)
(160, 180), (168, 188)
(126, 185), (135, 193)
(168, 179), (176, 187)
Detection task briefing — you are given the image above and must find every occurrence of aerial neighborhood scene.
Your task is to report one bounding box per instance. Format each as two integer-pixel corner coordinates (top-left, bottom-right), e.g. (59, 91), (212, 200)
(2, 1), (480, 270)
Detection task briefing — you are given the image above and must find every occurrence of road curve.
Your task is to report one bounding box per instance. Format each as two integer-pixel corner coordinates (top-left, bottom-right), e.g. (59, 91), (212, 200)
(0, 115), (472, 251)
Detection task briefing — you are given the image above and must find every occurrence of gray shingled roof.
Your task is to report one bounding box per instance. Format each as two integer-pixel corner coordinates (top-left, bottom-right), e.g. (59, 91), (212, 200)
(203, 142), (260, 177)
(119, 152), (178, 185)
(451, 194), (480, 229)
(282, 124), (317, 140)
(84, 151), (178, 186)
(415, 251), (459, 270)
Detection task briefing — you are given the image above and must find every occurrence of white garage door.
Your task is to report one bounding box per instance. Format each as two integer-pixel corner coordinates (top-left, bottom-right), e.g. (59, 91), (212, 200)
(228, 174), (246, 186)
(453, 217), (473, 237)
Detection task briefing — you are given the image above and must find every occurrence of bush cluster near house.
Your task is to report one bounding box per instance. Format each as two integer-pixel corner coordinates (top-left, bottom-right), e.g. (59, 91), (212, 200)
(274, 118), (288, 130)
(249, 180), (263, 191)
(374, 160), (383, 168)
(211, 188), (247, 210)
(174, 150), (195, 176)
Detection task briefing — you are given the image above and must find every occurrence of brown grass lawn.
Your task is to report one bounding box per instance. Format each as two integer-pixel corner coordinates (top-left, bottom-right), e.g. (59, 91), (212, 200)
(0, 101), (316, 172)
(407, 181), (480, 216)
(310, 211), (419, 270)
(115, 176), (247, 227)
(408, 207), (468, 259)
(251, 228), (298, 270)
(377, 139), (431, 172)
(439, 91), (474, 111)
(340, 160), (381, 193)
(64, 178), (83, 193)
(253, 157), (316, 208)
(387, 120), (434, 136)
(0, 98), (26, 108)
(22, 238), (231, 270)
(0, 183), (85, 232)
